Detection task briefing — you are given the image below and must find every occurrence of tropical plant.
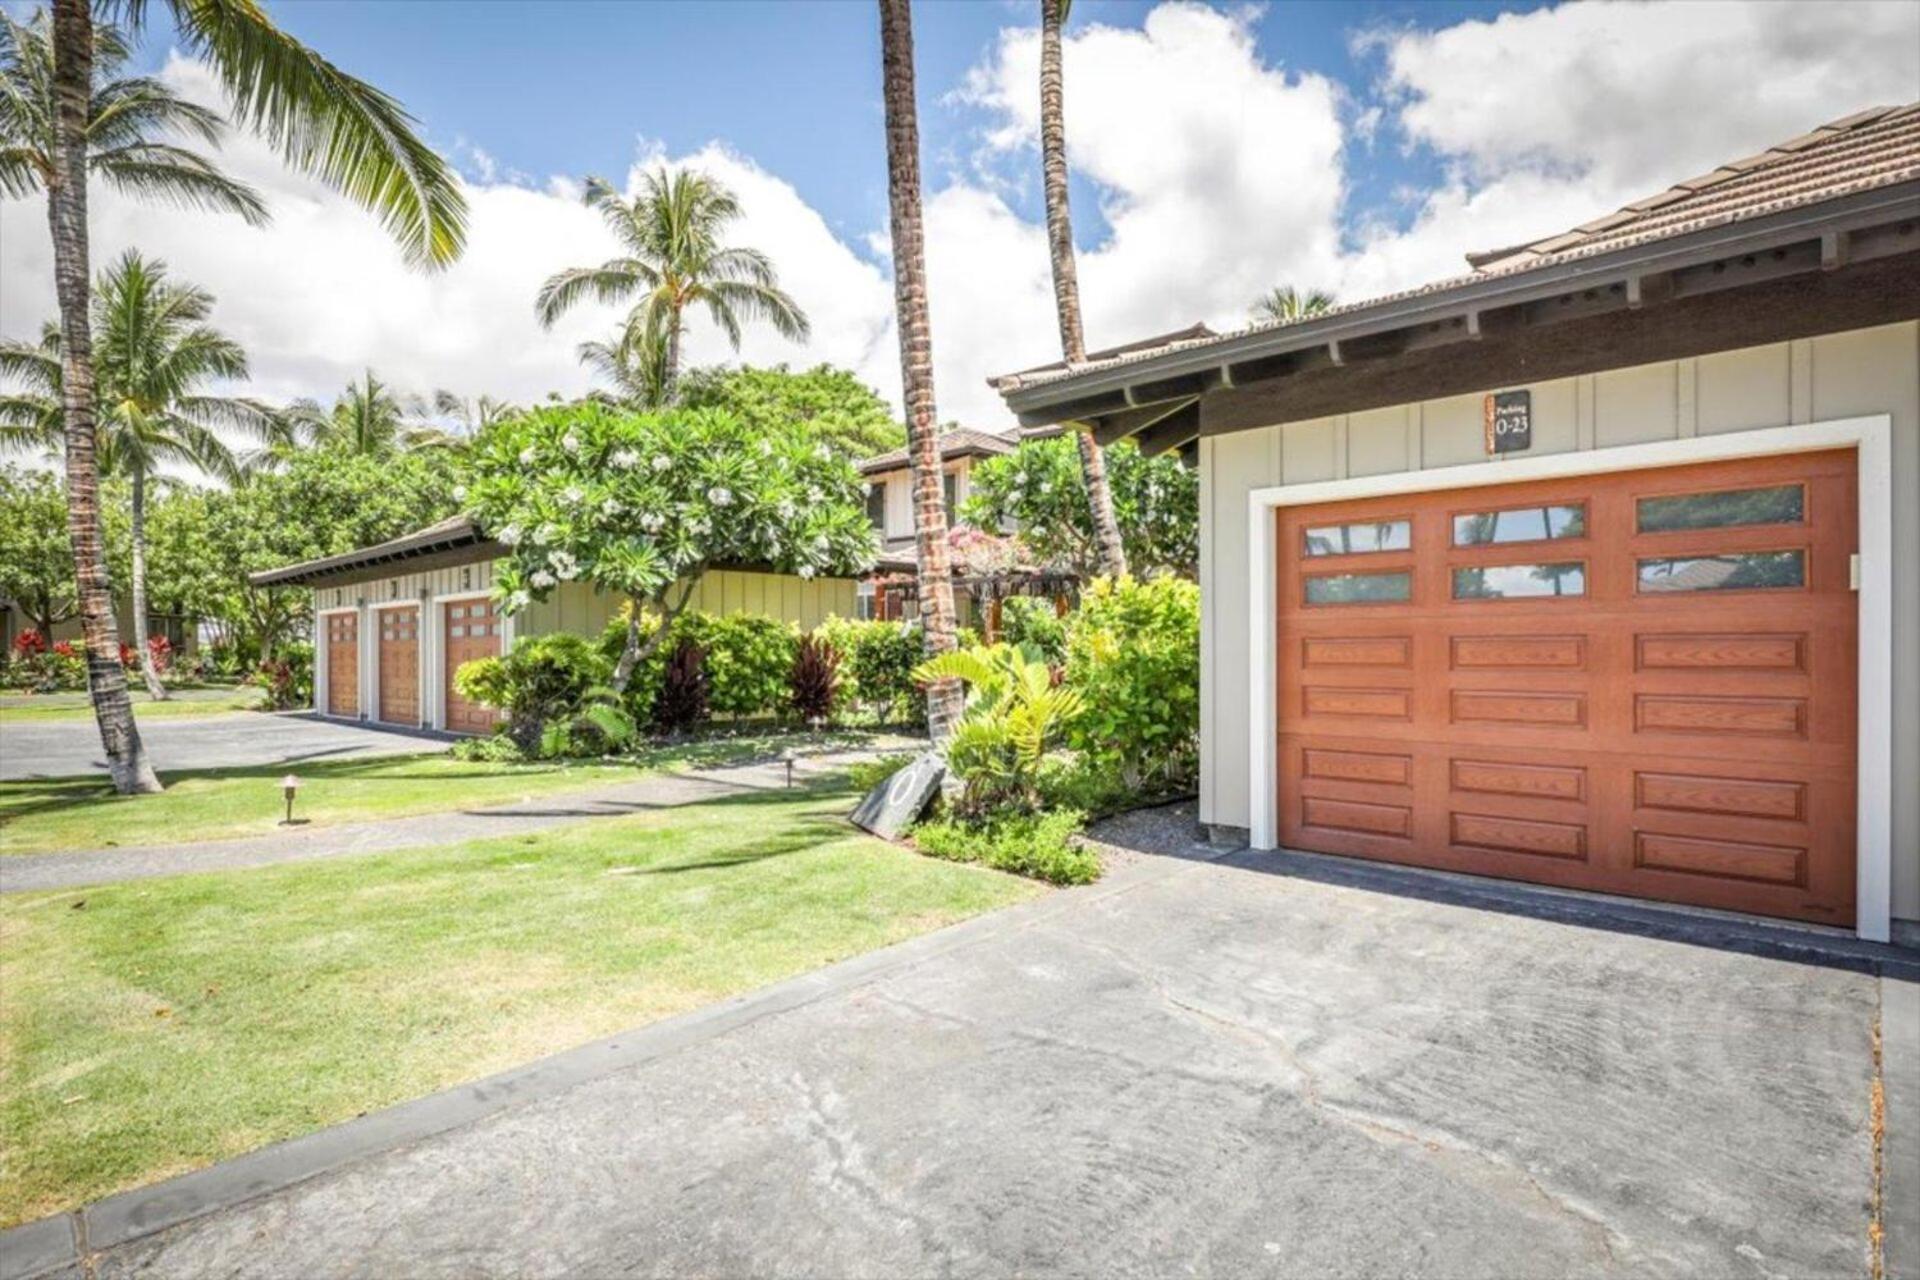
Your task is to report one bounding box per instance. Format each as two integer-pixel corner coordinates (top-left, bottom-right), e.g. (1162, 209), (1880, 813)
(964, 434), (1198, 578)
(1036, 0), (1127, 582)
(651, 637), (708, 735)
(877, 0), (963, 742)
(464, 402), (874, 692)
(815, 616), (924, 724)
(23, 0), (466, 793)
(1252, 285), (1335, 324)
(432, 389), (517, 436)
(676, 363), (903, 460)
(912, 642), (1084, 815)
(576, 325), (669, 409)
(1062, 575), (1200, 793)
(788, 633), (840, 723)
(998, 595), (1066, 664)
(535, 168), (809, 404)
(0, 251), (282, 697)
(911, 807), (1096, 885)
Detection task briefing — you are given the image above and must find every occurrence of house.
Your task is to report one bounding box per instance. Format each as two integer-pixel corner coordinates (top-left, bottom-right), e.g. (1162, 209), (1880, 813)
(994, 104), (1920, 946)
(249, 515), (857, 733)
(856, 427), (1012, 625)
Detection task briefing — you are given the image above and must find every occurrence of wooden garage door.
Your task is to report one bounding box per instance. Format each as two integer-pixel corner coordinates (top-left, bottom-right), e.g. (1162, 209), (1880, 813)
(378, 605), (419, 726)
(324, 612), (358, 718)
(1276, 449), (1857, 926)
(442, 598), (502, 735)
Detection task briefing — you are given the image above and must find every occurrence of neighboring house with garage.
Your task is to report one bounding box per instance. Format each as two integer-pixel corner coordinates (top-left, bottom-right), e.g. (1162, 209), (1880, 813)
(993, 104), (1920, 946)
(249, 514), (857, 734)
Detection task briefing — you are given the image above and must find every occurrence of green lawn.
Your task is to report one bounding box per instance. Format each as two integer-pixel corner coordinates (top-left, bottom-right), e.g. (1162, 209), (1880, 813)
(0, 733), (863, 856)
(0, 685), (266, 723)
(0, 779), (1039, 1225)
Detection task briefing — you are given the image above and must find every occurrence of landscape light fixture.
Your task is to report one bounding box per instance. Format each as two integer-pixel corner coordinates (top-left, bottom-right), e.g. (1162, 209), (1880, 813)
(280, 774), (302, 826)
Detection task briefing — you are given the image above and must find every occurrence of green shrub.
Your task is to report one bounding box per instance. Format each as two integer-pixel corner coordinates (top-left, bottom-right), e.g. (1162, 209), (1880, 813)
(251, 643), (312, 710)
(676, 612), (797, 719)
(600, 609), (798, 726)
(912, 809), (1097, 885)
(822, 617), (923, 724)
(1063, 575), (1200, 794)
(455, 631), (612, 754)
(998, 595), (1066, 665)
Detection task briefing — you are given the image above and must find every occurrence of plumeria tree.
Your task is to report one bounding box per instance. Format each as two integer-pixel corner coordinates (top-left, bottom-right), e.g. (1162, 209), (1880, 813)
(464, 403), (876, 690)
(964, 435), (1198, 579)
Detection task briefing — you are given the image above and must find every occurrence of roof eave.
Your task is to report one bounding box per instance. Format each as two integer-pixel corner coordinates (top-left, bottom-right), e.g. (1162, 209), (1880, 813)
(1001, 179), (1920, 423)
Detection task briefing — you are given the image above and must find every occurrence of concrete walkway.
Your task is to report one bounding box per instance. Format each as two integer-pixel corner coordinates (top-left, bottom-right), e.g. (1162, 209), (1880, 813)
(0, 711), (449, 782)
(0, 751), (881, 894)
(3, 810), (1912, 1280)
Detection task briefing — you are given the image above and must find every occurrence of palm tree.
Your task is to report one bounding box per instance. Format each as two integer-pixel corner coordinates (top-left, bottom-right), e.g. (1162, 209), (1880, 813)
(432, 389), (515, 435)
(877, 0), (963, 743)
(1253, 285), (1335, 324)
(535, 169), (809, 404)
(1037, 0), (1126, 581)
(0, 11), (268, 223)
(576, 323), (670, 408)
(286, 370), (455, 454)
(0, 251), (280, 699)
(27, 0), (467, 795)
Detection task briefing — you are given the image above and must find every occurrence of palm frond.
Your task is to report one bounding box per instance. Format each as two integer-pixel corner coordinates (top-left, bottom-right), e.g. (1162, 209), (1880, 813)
(169, 0), (468, 268)
(533, 262), (648, 328)
(93, 144), (270, 223)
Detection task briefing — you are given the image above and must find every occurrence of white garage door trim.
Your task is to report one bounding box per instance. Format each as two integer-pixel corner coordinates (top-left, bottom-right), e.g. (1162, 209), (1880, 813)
(1244, 413), (1894, 942)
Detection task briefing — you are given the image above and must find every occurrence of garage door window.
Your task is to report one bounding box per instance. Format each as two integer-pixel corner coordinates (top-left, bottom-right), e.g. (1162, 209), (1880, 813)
(1452, 503), (1585, 546)
(1304, 519), (1410, 556)
(1636, 484), (1803, 532)
(1452, 562), (1587, 599)
(1305, 571), (1411, 605)
(1637, 550), (1805, 593)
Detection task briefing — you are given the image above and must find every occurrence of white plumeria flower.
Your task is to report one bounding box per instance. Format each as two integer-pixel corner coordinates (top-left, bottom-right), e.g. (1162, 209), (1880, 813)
(1039, 482), (1052, 495)
(758, 439), (773, 456)
(815, 443), (831, 460)
(530, 570), (556, 589)
(652, 455), (671, 472)
(1008, 490), (1024, 504)
(561, 432), (581, 454)
(641, 512), (665, 532)
(518, 446), (536, 465)
(562, 485), (584, 505)
(707, 486), (732, 506)
(506, 589), (530, 611)
(535, 522), (560, 544)
(497, 524), (521, 545)
(452, 484), (467, 502)
(611, 448), (639, 469)
(601, 498), (620, 515)
(798, 565), (816, 579)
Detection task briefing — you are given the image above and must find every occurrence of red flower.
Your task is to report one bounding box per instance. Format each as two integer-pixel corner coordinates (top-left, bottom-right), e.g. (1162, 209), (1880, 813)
(51, 640), (77, 658)
(11, 629), (47, 658)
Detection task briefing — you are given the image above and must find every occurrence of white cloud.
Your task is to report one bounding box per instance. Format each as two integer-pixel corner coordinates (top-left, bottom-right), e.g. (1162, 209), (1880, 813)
(1346, 0), (1920, 292)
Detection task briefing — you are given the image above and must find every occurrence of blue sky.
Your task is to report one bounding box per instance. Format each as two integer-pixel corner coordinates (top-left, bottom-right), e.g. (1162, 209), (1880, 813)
(4, 0), (1915, 427)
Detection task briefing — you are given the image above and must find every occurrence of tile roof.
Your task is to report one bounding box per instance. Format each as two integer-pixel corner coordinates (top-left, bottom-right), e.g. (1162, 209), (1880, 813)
(856, 427), (1017, 475)
(990, 103), (1920, 397)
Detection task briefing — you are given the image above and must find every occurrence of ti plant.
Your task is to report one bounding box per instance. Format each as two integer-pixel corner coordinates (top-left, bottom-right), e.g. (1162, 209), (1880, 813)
(911, 643), (1083, 816)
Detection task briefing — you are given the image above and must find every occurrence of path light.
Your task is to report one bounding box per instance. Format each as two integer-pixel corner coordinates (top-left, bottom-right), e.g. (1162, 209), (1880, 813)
(280, 774), (302, 826)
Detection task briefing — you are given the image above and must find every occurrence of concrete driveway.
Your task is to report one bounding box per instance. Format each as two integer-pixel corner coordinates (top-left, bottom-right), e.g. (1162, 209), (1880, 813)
(0, 712), (447, 781)
(10, 811), (1909, 1280)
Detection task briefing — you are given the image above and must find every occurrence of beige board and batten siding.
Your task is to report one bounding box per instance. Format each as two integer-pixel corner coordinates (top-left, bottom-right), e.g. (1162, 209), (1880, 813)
(1198, 319), (1920, 921)
(515, 571), (857, 637)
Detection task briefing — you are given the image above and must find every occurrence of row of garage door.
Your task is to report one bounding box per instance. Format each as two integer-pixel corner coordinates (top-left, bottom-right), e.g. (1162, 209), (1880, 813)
(1274, 449), (1858, 928)
(322, 597), (503, 734)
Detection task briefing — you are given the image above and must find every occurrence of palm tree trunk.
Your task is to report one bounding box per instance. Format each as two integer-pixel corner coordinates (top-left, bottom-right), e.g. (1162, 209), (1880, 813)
(1039, 0), (1127, 581)
(128, 467), (168, 701)
(48, 0), (160, 794)
(878, 0), (963, 744)
(661, 311), (684, 405)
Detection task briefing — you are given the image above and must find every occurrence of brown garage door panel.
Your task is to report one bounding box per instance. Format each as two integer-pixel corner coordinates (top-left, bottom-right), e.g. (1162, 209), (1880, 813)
(378, 606), (420, 726)
(325, 612), (358, 718)
(1276, 449), (1857, 927)
(443, 598), (503, 735)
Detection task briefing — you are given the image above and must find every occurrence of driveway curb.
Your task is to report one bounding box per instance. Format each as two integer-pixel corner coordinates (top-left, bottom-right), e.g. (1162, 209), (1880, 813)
(0, 849), (1193, 1280)
(1885, 975), (1920, 1280)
